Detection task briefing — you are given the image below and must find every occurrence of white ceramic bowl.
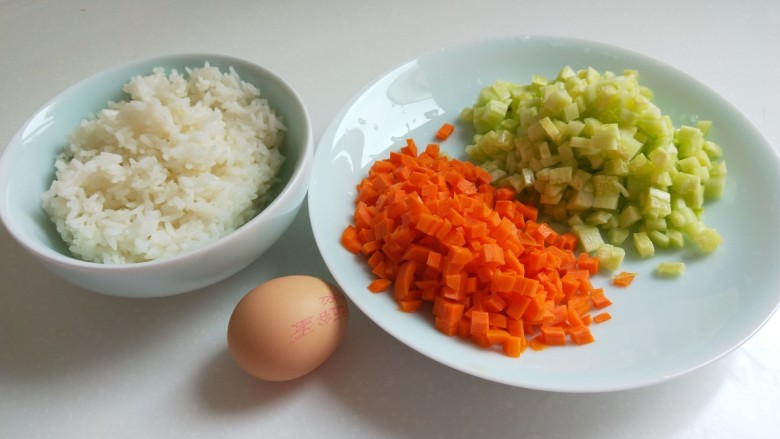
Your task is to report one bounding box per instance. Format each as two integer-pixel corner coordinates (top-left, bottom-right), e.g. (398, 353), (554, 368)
(0, 53), (313, 298)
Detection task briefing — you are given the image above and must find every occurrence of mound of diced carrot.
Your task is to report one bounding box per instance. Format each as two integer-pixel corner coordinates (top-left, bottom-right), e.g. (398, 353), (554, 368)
(341, 139), (611, 358)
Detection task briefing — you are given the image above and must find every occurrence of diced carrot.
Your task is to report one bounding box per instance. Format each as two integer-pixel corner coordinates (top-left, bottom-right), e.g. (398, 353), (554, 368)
(577, 252), (599, 275)
(442, 301), (465, 323)
(399, 299), (423, 313)
(503, 336), (525, 358)
(360, 239), (381, 256)
(612, 271), (637, 287)
(480, 243), (505, 265)
(448, 245), (473, 265)
(540, 326), (567, 346)
(590, 288), (613, 309)
(341, 225), (361, 254)
(488, 311), (507, 328)
(393, 260), (417, 300)
(566, 307), (585, 328)
(401, 138), (418, 156)
(367, 278), (391, 293)
(426, 250), (443, 271)
(435, 315), (458, 335)
(402, 244), (430, 263)
(506, 318), (524, 337)
(342, 139), (612, 359)
(470, 310), (490, 338)
(489, 270), (516, 294)
(555, 233), (578, 251)
(581, 313), (593, 326)
(529, 335), (548, 351)
(593, 312), (612, 323)
(486, 329), (510, 344)
(569, 326), (595, 345)
(506, 295), (531, 320)
(435, 122), (455, 141)
(456, 319), (470, 339)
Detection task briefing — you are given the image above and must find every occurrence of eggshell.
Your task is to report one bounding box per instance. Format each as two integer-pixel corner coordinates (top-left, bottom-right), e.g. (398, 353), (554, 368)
(227, 275), (349, 381)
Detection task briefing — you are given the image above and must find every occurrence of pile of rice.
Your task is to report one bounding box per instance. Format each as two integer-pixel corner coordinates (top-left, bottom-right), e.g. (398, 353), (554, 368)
(42, 63), (286, 264)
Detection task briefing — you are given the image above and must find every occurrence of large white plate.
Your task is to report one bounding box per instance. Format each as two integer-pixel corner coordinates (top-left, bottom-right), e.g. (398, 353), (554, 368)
(308, 36), (780, 392)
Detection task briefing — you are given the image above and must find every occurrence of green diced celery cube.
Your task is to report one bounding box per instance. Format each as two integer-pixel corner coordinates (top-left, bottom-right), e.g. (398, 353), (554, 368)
(656, 261), (685, 277)
(633, 232), (655, 258)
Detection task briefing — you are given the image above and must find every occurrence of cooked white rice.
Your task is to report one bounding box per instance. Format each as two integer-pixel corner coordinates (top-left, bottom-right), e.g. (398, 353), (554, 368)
(42, 63), (286, 264)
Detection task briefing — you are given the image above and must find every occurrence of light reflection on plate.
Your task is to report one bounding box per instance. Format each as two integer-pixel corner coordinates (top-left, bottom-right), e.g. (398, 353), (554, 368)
(309, 35), (780, 392)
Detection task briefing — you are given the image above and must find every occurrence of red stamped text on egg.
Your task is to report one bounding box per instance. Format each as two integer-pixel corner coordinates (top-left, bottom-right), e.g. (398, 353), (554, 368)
(288, 296), (348, 345)
(289, 316), (315, 344)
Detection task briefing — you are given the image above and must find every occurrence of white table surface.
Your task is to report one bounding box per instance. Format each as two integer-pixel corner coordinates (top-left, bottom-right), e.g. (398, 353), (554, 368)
(1, 1), (779, 438)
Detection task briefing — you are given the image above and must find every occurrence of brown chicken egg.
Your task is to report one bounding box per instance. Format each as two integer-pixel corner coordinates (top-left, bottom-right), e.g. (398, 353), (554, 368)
(227, 275), (349, 381)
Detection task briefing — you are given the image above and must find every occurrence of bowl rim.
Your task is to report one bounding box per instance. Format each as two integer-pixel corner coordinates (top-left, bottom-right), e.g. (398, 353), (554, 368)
(0, 52), (314, 271)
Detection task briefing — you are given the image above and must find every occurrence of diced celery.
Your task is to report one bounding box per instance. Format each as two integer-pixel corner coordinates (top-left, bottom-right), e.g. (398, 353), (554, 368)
(696, 120), (712, 135)
(596, 243), (626, 271)
(566, 120), (585, 137)
(557, 65), (577, 80)
(527, 120), (548, 142)
(474, 100), (509, 133)
(520, 168), (535, 187)
(618, 204), (642, 228)
(603, 158), (630, 176)
(690, 227), (723, 253)
(675, 125), (704, 158)
(628, 153), (654, 177)
(573, 224), (604, 253)
(477, 81), (511, 105)
(683, 184), (704, 209)
(703, 140), (723, 159)
(592, 193), (619, 210)
(704, 174), (726, 199)
(503, 173), (526, 192)
(671, 172), (701, 195)
(592, 175), (620, 196)
(569, 169), (592, 191)
(543, 85), (573, 116)
(563, 102), (580, 122)
(648, 229), (670, 248)
(569, 136), (591, 149)
(462, 66), (727, 268)
(538, 116), (561, 142)
(585, 210), (613, 225)
(548, 166), (572, 185)
(567, 214), (584, 227)
(590, 123), (620, 152)
(558, 141), (575, 162)
(566, 189), (594, 211)
(633, 232), (655, 258)
(608, 227), (630, 245)
(603, 214), (620, 230)
(642, 187), (672, 218)
(666, 229), (685, 248)
(656, 261), (685, 277)
(642, 216), (667, 232)
(617, 129), (643, 160)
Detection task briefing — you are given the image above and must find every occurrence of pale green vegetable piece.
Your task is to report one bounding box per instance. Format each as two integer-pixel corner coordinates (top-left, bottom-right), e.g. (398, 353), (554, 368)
(608, 227), (630, 246)
(633, 231), (655, 258)
(596, 244), (626, 271)
(656, 261), (686, 277)
(573, 224), (604, 253)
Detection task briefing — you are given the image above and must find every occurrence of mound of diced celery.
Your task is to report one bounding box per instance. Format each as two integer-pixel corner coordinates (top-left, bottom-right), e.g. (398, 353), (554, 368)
(462, 66), (726, 268)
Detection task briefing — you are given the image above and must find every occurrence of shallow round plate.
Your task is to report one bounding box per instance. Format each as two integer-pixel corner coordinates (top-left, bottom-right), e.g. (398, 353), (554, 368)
(309, 36), (780, 392)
